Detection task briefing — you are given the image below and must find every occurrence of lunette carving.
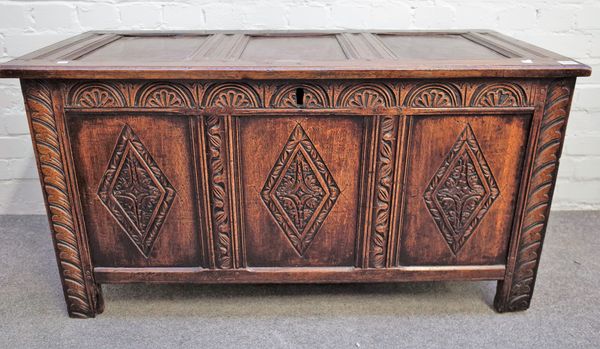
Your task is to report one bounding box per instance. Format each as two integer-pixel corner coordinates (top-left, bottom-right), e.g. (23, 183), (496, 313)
(337, 83), (395, 107)
(470, 83), (527, 107)
(97, 124), (177, 258)
(261, 124), (340, 256)
(205, 115), (235, 268)
(203, 82), (261, 108)
(271, 83), (330, 108)
(136, 82), (195, 107)
(23, 81), (100, 318)
(495, 79), (573, 312)
(405, 83), (462, 107)
(369, 116), (398, 268)
(69, 82), (126, 108)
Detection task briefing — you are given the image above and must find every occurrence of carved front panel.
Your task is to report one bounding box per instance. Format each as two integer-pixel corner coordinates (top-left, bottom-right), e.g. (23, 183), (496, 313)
(239, 116), (364, 267)
(67, 114), (203, 267)
(399, 114), (531, 266)
(97, 125), (177, 257)
(423, 125), (500, 255)
(261, 124), (340, 256)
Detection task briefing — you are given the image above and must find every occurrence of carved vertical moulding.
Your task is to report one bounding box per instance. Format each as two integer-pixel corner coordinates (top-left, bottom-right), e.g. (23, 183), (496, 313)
(424, 124), (500, 254)
(261, 124), (340, 256)
(370, 116), (399, 268)
(205, 115), (236, 268)
(98, 124), (176, 258)
(23, 81), (101, 318)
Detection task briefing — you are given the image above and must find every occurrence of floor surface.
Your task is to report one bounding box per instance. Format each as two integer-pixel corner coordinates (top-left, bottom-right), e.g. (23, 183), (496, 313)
(1, 212), (599, 348)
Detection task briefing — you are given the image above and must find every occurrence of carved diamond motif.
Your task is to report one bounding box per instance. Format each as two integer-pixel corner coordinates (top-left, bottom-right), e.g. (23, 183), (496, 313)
(423, 124), (499, 254)
(98, 125), (176, 257)
(261, 124), (339, 256)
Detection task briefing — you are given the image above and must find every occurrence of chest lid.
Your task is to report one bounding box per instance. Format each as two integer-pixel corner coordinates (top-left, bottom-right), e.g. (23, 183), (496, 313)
(0, 30), (590, 79)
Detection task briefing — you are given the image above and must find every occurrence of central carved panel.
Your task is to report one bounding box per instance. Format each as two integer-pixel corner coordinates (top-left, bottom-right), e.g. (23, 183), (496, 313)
(261, 124), (339, 256)
(98, 125), (176, 257)
(424, 124), (500, 254)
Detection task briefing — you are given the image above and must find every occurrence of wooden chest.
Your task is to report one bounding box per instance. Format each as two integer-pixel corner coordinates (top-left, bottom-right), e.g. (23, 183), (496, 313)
(0, 31), (590, 317)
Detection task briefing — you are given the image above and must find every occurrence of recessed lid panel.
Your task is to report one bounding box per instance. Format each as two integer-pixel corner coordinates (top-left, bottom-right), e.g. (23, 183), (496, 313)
(79, 35), (208, 62)
(377, 33), (506, 60)
(241, 35), (347, 61)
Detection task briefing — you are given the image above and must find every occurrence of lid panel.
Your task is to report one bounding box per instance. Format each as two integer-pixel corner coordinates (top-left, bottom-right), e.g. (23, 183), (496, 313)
(240, 35), (347, 61)
(377, 34), (508, 60)
(79, 35), (208, 62)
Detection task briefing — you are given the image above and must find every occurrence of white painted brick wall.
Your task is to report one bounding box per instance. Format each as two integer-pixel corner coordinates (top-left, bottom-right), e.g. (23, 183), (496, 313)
(0, 0), (598, 214)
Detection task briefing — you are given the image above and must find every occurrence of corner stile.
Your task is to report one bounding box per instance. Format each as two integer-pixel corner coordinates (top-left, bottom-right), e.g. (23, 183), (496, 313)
(21, 79), (102, 318)
(494, 78), (576, 312)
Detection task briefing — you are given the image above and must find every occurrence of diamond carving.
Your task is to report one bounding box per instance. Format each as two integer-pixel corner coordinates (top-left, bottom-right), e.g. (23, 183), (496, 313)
(98, 125), (176, 257)
(261, 124), (339, 256)
(423, 124), (500, 254)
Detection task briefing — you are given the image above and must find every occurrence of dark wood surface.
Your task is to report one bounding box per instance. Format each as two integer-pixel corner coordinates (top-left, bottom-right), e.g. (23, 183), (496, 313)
(1, 31), (589, 317)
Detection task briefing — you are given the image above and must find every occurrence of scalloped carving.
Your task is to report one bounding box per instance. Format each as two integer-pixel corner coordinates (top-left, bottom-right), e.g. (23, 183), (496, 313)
(337, 84), (395, 107)
(136, 82), (194, 107)
(69, 82), (126, 108)
(203, 83), (261, 108)
(470, 83), (527, 107)
(405, 83), (461, 107)
(271, 83), (329, 108)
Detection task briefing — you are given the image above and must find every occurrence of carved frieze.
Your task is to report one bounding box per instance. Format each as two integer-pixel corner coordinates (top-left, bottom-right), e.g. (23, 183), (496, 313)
(64, 80), (531, 109)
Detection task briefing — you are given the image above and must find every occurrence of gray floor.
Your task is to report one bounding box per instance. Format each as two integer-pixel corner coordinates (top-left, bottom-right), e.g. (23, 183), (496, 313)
(1, 212), (599, 348)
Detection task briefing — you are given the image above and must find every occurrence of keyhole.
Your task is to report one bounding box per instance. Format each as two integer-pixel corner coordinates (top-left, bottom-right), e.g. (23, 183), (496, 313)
(295, 87), (304, 107)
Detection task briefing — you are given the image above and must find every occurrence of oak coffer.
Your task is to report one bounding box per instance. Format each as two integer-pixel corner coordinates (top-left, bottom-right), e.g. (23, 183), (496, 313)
(0, 31), (591, 318)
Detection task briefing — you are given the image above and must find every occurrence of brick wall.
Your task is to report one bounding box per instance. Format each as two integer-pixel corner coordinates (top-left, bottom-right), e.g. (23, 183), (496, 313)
(0, 0), (598, 214)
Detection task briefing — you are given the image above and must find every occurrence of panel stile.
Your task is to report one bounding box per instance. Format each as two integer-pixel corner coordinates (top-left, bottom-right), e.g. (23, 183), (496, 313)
(360, 116), (380, 268)
(198, 116), (217, 268)
(495, 78), (576, 312)
(387, 115), (408, 267)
